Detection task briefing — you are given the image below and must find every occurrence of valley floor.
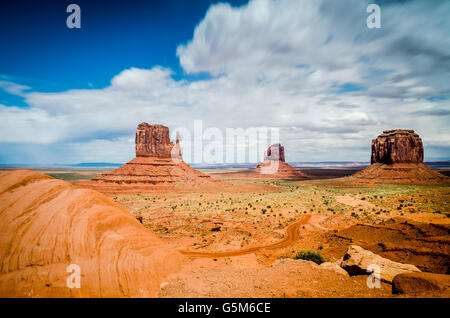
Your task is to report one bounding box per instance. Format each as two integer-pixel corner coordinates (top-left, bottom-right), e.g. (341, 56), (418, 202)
(111, 175), (449, 297)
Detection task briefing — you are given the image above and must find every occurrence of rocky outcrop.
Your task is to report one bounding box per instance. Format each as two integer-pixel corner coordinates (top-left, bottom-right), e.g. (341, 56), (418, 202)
(80, 123), (215, 192)
(319, 262), (349, 276)
(339, 245), (420, 283)
(136, 123), (175, 158)
(264, 143), (285, 162)
(253, 144), (308, 179)
(349, 130), (449, 185)
(393, 272), (450, 296)
(324, 218), (450, 274)
(371, 130), (423, 164)
(0, 170), (187, 297)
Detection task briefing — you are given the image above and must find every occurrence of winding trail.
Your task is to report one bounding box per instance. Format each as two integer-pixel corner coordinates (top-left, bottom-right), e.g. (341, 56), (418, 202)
(179, 214), (311, 258)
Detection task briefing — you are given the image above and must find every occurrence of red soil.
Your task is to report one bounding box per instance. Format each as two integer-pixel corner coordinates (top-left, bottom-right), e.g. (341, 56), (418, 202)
(348, 163), (449, 185)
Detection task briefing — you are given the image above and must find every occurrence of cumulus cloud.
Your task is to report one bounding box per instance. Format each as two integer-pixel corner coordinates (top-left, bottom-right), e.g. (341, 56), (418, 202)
(1, 0), (449, 164)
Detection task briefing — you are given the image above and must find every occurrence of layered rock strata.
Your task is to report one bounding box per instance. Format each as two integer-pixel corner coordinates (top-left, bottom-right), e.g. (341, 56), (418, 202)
(371, 130), (423, 164)
(79, 123), (215, 192)
(352, 130), (448, 184)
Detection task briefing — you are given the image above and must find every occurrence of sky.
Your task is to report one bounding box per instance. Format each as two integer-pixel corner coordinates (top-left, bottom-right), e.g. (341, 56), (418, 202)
(0, 0), (449, 164)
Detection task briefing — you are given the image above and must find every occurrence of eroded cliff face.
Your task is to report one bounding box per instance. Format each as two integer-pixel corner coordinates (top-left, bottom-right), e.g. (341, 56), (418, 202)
(264, 143), (285, 162)
(135, 123), (175, 158)
(348, 129), (448, 185)
(80, 122), (215, 192)
(371, 130), (424, 164)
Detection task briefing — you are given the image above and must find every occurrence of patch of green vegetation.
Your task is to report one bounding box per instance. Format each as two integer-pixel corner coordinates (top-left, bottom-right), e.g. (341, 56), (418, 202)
(293, 250), (325, 265)
(48, 173), (95, 181)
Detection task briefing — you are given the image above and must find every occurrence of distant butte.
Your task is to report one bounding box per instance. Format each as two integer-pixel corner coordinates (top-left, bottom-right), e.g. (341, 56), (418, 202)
(264, 143), (286, 162)
(78, 123), (216, 193)
(352, 130), (448, 185)
(253, 143), (308, 179)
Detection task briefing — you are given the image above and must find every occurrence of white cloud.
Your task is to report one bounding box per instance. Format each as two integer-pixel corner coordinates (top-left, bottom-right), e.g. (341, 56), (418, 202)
(0, 0), (449, 164)
(0, 81), (30, 96)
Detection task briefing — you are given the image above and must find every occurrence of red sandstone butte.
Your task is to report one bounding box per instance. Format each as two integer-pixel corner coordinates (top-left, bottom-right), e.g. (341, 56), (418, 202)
(78, 123), (214, 193)
(371, 129), (423, 164)
(352, 130), (448, 185)
(254, 143), (308, 179)
(135, 123), (181, 159)
(264, 143), (286, 162)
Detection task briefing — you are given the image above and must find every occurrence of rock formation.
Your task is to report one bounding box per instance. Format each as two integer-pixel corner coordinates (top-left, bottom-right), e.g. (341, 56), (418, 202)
(264, 143), (285, 162)
(371, 129), (423, 164)
(393, 272), (450, 296)
(351, 130), (448, 184)
(135, 123), (183, 160)
(319, 262), (349, 276)
(136, 123), (174, 157)
(0, 170), (187, 297)
(339, 245), (421, 283)
(253, 143), (308, 179)
(79, 123), (215, 193)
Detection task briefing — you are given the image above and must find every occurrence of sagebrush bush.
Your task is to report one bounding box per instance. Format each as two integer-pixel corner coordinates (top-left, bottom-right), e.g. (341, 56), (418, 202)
(293, 250), (325, 264)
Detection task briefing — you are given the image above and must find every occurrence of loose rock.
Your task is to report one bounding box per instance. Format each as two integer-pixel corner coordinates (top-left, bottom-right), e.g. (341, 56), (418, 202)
(393, 272), (450, 295)
(320, 262), (349, 276)
(339, 245), (420, 283)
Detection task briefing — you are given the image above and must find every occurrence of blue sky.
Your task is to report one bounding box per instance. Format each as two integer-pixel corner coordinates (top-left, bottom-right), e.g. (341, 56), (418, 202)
(0, 0), (449, 164)
(0, 0), (247, 96)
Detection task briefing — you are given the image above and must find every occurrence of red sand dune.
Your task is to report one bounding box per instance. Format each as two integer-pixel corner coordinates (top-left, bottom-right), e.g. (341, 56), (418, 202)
(0, 170), (186, 297)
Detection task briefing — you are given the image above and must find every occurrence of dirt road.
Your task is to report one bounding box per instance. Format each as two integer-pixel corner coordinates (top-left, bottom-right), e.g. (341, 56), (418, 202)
(179, 214), (311, 258)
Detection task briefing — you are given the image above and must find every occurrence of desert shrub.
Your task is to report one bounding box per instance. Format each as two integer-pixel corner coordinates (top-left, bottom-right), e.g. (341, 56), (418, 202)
(293, 250), (325, 265)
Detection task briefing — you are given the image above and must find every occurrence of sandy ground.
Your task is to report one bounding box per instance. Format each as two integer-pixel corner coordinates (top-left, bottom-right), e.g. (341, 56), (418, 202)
(159, 257), (393, 298)
(1, 168), (448, 297)
(104, 173), (448, 297)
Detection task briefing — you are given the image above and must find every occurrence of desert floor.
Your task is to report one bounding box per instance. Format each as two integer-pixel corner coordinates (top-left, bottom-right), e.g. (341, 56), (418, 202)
(120, 175), (449, 297)
(4, 167), (448, 297)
